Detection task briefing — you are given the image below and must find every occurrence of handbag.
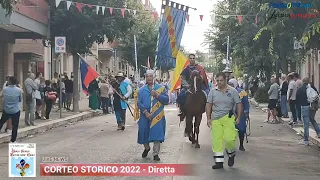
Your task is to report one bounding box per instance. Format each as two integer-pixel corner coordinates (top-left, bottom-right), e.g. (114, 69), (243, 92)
(47, 92), (57, 100)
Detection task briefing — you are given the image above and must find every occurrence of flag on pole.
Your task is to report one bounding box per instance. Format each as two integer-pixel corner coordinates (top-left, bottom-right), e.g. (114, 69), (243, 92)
(170, 51), (190, 92)
(80, 56), (99, 94)
(147, 57), (151, 69)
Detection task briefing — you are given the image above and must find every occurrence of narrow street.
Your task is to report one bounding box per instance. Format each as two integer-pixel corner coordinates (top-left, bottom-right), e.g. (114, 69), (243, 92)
(0, 105), (319, 180)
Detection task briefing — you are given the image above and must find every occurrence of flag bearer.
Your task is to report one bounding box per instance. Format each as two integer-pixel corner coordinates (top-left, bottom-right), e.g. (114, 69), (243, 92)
(137, 70), (169, 161)
(228, 79), (250, 151)
(206, 72), (242, 169)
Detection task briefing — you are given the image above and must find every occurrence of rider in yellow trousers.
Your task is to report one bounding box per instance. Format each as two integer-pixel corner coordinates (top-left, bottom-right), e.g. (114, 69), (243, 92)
(206, 72), (242, 169)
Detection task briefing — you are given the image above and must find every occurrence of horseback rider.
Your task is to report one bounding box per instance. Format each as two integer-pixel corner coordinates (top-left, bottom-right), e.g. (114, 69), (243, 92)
(177, 53), (209, 116)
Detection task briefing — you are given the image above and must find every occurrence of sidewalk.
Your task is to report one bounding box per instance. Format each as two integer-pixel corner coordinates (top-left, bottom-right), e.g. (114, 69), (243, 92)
(0, 98), (102, 143)
(249, 98), (320, 147)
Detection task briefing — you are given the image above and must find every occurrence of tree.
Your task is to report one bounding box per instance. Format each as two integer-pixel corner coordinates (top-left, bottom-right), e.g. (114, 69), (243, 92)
(117, 0), (158, 76)
(47, 0), (134, 112)
(195, 50), (205, 62)
(1, 0), (15, 16)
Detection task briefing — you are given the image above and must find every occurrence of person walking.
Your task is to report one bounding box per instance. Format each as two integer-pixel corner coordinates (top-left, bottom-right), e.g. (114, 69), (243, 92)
(206, 72), (242, 169)
(137, 70), (169, 161)
(100, 80), (110, 114)
(266, 77), (280, 123)
(0, 76), (22, 143)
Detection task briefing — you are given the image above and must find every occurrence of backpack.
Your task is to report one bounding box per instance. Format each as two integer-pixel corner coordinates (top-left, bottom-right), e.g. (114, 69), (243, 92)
(306, 84), (319, 103)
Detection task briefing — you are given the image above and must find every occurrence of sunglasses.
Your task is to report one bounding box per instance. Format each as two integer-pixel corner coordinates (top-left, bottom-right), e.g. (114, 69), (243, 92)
(190, 58), (195, 59)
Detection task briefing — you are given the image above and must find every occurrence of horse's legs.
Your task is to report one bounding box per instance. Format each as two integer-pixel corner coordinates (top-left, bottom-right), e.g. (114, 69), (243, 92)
(194, 115), (202, 148)
(185, 115), (194, 142)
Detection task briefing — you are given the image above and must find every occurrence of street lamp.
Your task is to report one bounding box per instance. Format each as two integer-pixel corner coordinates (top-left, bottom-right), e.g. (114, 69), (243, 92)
(222, 36), (233, 81)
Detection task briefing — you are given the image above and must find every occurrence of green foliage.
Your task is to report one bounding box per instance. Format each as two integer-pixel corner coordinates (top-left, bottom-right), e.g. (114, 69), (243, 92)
(254, 86), (270, 103)
(0, 0), (14, 16)
(47, 0), (134, 54)
(205, 0), (320, 79)
(195, 50), (206, 62)
(117, 0), (158, 74)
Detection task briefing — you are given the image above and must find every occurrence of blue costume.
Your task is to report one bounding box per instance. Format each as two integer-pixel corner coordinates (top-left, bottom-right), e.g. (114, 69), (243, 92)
(137, 82), (169, 160)
(137, 83), (169, 144)
(235, 87), (250, 151)
(112, 77), (131, 130)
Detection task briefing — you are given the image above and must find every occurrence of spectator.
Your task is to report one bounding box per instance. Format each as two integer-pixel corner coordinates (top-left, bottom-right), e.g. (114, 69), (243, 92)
(38, 77), (46, 120)
(44, 80), (56, 119)
(34, 72), (43, 119)
(64, 75), (73, 110)
(287, 74), (299, 125)
(296, 77), (320, 146)
(0, 76), (22, 143)
(293, 72), (302, 123)
(0, 75), (12, 134)
(24, 72), (38, 126)
(266, 77), (279, 123)
(100, 80), (110, 114)
(280, 74), (289, 118)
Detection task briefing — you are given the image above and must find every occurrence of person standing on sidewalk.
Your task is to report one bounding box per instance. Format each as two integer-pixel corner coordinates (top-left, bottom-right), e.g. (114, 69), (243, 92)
(44, 80), (56, 119)
(64, 75), (73, 111)
(206, 72), (242, 169)
(24, 73), (38, 126)
(296, 77), (320, 146)
(0, 76), (22, 143)
(287, 74), (299, 125)
(280, 74), (289, 118)
(34, 72), (43, 119)
(266, 77), (280, 123)
(0, 75), (12, 134)
(38, 77), (46, 120)
(293, 72), (303, 123)
(99, 80), (110, 114)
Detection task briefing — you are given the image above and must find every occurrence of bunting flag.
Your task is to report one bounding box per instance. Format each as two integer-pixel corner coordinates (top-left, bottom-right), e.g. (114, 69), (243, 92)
(237, 15), (243, 23)
(170, 51), (189, 92)
(200, 15), (204, 21)
(55, 0), (159, 20)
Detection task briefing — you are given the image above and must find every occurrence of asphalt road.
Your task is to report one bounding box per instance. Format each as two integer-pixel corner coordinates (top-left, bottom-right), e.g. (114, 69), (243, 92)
(0, 105), (319, 180)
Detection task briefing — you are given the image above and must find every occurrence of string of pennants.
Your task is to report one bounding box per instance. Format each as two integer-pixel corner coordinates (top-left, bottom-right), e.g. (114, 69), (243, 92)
(55, 0), (258, 24)
(55, 0), (160, 20)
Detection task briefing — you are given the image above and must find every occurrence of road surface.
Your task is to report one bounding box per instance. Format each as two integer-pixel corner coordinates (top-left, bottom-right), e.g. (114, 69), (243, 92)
(0, 105), (319, 180)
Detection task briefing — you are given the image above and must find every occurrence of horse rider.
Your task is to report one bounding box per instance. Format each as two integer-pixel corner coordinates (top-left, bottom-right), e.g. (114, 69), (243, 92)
(137, 70), (169, 161)
(177, 53), (209, 116)
(112, 72), (132, 130)
(206, 72), (242, 169)
(228, 78), (250, 151)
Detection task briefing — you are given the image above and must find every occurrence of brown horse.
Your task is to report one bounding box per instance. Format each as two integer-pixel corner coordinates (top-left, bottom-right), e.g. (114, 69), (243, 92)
(183, 70), (207, 148)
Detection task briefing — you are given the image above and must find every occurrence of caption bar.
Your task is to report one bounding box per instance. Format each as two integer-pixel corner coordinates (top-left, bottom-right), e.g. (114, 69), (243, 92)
(40, 163), (195, 176)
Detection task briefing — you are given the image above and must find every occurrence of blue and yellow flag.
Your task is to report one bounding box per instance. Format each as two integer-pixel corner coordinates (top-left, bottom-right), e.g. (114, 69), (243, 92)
(156, 2), (188, 69)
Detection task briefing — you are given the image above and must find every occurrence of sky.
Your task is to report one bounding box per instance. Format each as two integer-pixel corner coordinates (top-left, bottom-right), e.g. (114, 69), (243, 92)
(148, 0), (216, 53)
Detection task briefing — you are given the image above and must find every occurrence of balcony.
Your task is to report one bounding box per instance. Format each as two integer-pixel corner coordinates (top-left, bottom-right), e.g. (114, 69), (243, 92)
(0, 0), (48, 39)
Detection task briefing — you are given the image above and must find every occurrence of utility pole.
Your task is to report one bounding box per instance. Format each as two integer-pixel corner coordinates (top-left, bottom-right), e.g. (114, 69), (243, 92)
(134, 35), (139, 83)
(223, 36), (232, 81)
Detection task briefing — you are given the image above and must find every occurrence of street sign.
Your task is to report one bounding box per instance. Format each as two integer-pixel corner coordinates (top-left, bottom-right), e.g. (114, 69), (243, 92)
(55, 37), (66, 53)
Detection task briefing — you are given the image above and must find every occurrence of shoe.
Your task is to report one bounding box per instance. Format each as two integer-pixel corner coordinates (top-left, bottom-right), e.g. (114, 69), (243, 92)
(298, 120), (303, 124)
(153, 155), (160, 161)
(6, 130), (12, 135)
(317, 134), (320, 138)
(30, 123), (36, 126)
(121, 126), (125, 130)
(228, 155), (235, 167)
(239, 146), (245, 151)
(298, 141), (309, 146)
(212, 162), (223, 169)
(142, 149), (150, 158)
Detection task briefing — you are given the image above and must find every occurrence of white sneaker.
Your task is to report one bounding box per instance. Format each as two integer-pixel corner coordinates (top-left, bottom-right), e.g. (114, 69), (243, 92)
(298, 141), (309, 146)
(264, 119), (269, 123)
(6, 130), (12, 135)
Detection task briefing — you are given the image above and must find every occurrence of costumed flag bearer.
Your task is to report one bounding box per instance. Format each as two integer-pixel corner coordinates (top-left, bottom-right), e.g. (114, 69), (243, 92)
(228, 79), (250, 151)
(137, 70), (169, 161)
(206, 72), (242, 169)
(112, 73), (132, 130)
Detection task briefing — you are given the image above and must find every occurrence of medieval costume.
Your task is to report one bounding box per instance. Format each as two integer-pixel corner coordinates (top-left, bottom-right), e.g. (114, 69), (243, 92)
(177, 63), (209, 116)
(88, 79), (100, 111)
(137, 70), (169, 161)
(207, 84), (242, 169)
(229, 79), (250, 151)
(112, 73), (132, 130)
